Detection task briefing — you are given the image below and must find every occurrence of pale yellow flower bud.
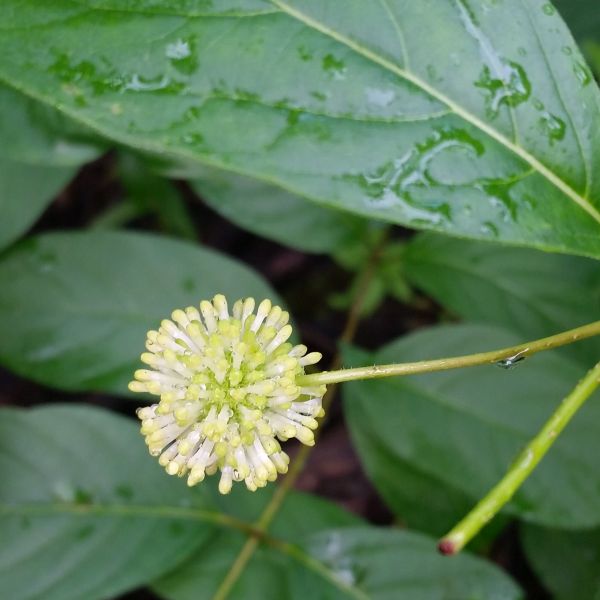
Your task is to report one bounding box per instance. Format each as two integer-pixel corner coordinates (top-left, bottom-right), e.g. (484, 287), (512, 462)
(130, 295), (326, 493)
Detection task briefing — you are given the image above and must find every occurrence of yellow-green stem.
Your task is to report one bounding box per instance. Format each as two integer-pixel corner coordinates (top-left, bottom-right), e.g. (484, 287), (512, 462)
(211, 231), (388, 600)
(298, 320), (600, 386)
(438, 360), (600, 555)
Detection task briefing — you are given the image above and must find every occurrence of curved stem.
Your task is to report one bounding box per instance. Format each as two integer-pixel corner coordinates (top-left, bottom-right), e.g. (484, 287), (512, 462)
(211, 231), (388, 600)
(298, 320), (600, 387)
(438, 360), (600, 555)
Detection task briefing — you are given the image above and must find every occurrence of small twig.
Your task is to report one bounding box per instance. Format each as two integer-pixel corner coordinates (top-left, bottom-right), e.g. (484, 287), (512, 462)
(438, 360), (600, 555)
(298, 320), (600, 386)
(212, 231), (388, 600)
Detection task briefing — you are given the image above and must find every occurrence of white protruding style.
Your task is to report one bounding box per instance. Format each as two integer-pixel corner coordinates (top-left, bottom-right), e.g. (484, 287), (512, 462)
(130, 295), (326, 493)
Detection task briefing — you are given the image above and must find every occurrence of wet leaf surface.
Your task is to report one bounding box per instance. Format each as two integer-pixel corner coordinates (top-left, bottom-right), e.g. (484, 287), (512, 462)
(0, 1), (598, 256)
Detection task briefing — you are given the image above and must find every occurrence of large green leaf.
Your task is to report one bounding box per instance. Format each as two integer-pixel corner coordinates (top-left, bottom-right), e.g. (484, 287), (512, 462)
(521, 524), (600, 600)
(0, 231), (280, 394)
(156, 522), (521, 600)
(154, 489), (362, 600)
(0, 84), (104, 250)
(0, 404), (520, 600)
(0, 1), (598, 256)
(344, 324), (600, 530)
(404, 232), (600, 364)
(192, 172), (367, 255)
(0, 404), (217, 600)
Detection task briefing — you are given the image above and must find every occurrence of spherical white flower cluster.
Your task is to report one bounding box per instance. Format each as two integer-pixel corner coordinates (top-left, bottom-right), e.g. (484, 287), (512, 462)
(129, 295), (326, 494)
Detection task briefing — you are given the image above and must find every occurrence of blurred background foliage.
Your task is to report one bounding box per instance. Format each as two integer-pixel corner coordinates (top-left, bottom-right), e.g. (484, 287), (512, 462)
(1, 1), (600, 599)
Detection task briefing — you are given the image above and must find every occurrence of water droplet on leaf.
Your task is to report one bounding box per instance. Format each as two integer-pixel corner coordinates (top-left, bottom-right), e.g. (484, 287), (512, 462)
(496, 350), (528, 369)
(542, 3), (555, 15)
(573, 61), (592, 86)
(538, 111), (566, 144)
(322, 54), (346, 80)
(480, 221), (499, 237)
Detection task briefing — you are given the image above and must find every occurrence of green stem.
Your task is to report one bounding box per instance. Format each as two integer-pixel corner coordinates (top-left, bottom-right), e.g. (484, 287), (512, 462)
(298, 320), (600, 387)
(438, 360), (600, 555)
(211, 231), (389, 600)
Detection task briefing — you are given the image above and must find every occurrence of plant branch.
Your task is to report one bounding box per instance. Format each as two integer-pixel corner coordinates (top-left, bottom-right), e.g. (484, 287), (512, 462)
(438, 359), (600, 555)
(211, 231), (388, 600)
(297, 320), (600, 386)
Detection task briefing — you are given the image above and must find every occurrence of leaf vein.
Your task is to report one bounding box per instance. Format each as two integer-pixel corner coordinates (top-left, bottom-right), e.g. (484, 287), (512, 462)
(270, 0), (600, 225)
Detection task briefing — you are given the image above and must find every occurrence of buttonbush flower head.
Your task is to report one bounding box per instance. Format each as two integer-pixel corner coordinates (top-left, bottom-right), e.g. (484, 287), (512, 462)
(129, 295), (326, 494)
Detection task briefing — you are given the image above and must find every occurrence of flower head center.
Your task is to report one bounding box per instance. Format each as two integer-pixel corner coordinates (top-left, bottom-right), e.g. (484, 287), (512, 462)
(130, 295), (326, 493)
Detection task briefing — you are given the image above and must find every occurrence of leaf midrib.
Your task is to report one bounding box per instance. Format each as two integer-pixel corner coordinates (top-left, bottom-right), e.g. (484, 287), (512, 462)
(270, 0), (600, 225)
(0, 502), (366, 600)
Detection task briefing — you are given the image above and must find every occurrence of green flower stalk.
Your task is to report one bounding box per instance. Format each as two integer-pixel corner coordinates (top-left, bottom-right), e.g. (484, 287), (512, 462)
(130, 289), (600, 519)
(129, 295), (326, 494)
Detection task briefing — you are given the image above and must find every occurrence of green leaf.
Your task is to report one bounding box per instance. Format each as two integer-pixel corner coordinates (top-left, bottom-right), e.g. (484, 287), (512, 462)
(0, 231), (281, 394)
(0, 1), (598, 256)
(0, 160), (73, 251)
(153, 489), (362, 600)
(0, 404), (218, 600)
(0, 84), (105, 250)
(155, 519), (521, 600)
(521, 524), (600, 600)
(1, 404), (521, 600)
(404, 232), (600, 365)
(69, 0), (276, 17)
(344, 324), (600, 530)
(298, 528), (522, 600)
(192, 172), (367, 254)
(0, 83), (102, 167)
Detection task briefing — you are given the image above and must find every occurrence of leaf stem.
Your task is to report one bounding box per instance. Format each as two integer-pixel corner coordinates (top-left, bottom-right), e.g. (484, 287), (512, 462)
(211, 231), (388, 600)
(297, 320), (600, 386)
(438, 360), (600, 555)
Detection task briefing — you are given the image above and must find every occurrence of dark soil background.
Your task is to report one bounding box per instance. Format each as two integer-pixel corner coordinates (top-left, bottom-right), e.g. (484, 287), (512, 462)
(0, 154), (551, 599)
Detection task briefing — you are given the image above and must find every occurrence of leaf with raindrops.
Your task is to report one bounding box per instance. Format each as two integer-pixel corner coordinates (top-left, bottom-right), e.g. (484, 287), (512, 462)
(0, 84), (104, 250)
(0, 0), (598, 256)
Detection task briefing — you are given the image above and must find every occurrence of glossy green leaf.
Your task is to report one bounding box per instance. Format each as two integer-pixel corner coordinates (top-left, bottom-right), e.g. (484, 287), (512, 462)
(404, 232), (600, 364)
(344, 324), (600, 530)
(156, 521), (521, 600)
(192, 172), (366, 254)
(0, 1), (598, 256)
(0, 231), (280, 394)
(521, 524), (600, 600)
(0, 404), (217, 600)
(0, 84), (104, 250)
